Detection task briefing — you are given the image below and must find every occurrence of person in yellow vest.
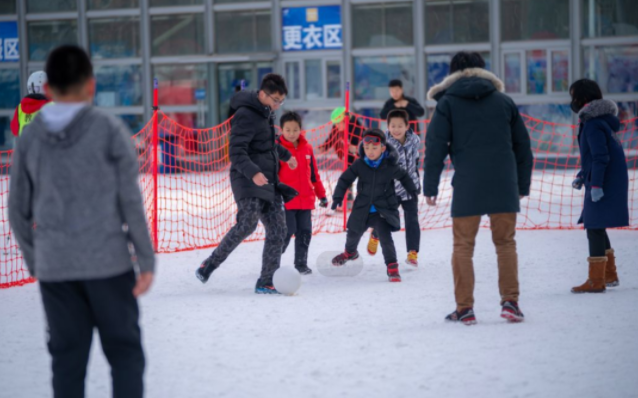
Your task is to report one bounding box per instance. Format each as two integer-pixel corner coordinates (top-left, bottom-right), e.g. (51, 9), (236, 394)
(11, 71), (51, 137)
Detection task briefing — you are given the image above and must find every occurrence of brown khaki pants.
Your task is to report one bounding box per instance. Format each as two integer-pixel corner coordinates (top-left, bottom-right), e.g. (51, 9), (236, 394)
(452, 213), (519, 310)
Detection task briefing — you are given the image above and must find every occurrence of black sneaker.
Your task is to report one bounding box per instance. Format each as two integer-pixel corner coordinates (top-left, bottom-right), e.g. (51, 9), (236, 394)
(445, 308), (477, 326)
(501, 301), (525, 323)
(332, 251), (360, 266)
(195, 257), (217, 284)
(255, 278), (280, 294)
(295, 265), (313, 275)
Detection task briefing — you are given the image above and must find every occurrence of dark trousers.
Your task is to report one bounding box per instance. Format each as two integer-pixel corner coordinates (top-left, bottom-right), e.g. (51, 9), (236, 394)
(39, 271), (145, 398)
(587, 228), (611, 257)
(346, 213), (397, 265)
(210, 196), (287, 282)
(282, 209), (312, 267)
(371, 197), (420, 252)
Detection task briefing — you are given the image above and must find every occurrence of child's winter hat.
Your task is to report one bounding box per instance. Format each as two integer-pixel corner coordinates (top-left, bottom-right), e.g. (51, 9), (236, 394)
(362, 128), (387, 145)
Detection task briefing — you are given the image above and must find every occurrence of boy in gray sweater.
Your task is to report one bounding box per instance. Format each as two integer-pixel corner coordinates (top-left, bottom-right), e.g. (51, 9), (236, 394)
(8, 45), (155, 398)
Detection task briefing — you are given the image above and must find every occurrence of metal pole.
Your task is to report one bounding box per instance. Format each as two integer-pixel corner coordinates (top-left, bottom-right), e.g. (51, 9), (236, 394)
(343, 81), (350, 231)
(152, 78), (159, 251)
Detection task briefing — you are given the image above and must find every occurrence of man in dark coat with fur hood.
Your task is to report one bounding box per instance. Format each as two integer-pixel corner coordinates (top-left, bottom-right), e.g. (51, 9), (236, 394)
(424, 52), (533, 325)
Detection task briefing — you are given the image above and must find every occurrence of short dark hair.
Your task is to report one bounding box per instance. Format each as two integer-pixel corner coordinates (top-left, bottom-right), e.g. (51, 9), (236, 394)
(234, 85), (242, 92)
(569, 78), (603, 107)
(45, 45), (93, 95)
(387, 109), (409, 125)
(389, 79), (403, 88)
(280, 111), (302, 129)
(363, 128), (387, 145)
(260, 73), (288, 96)
(450, 52), (486, 74)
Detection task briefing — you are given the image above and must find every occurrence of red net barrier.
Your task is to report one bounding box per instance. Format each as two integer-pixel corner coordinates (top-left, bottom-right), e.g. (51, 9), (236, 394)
(2, 112), (637, 288)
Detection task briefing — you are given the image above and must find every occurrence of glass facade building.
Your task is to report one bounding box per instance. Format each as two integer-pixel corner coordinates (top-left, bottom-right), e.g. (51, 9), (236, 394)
(0, 0), (637, 149)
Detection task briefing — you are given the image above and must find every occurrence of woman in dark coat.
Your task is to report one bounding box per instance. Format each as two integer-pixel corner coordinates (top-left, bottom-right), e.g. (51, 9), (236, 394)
(570, 79), (629, 294)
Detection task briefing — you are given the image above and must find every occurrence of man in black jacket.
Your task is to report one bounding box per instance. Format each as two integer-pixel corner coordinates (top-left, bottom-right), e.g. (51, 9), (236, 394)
(424, 52), (533, 325)
(380, 79), (425, 132)
(195, 74), (298, 294)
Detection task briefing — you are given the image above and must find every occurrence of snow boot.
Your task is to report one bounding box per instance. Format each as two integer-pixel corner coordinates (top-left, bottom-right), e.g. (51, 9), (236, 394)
(387, 262), (401, 282)
(445, 308), (477, 326)
(406, 251), (418, 267)
(571, 256), (607, 293)
(605, 249), (619, 287)
(332, 251), (360, 266)
(501, 301), (525, 323)
(295, 264), (313, 275)
(195, 256), (217, 283)
(255, 278), (280, 294)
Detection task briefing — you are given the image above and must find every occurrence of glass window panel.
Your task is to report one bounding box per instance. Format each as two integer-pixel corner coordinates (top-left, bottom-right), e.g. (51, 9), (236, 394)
(27, 20), (78, 61)
(0, 68), (20, 109)
(150, 0), (202, 6)
(285, 62), (301, 100)
(501, 0), (569, 41)
(0, 1), (16, 14)
(154, 64), (208, 106)
(518, 104), (572, 153)
(582, 0), (638, 38)
(119, 114), (145, 135)
(89, 17), (140, 59)
(87, 0), (139, 9)
(305, 59), (322, 100)
(255, 11), (272, 52)
(584, 45), (638, 93)
(527, 50), (547, 95)
(0, 116), (12, 149)
(283, 109), (332, 132)
(327, 60), (341, 99)
(94, 65), (143, 107)
(216, 11), (272, 54)
(425, 0), (489, 44)
(27, 0), (76, 13)
(217, 62), (272, 119)
(426, 52), (491, 89)
(551, 50), (569, 93)
(151, 14), (204, 56)
(354, 55), (415, 100)
(353, 3), (413, 48)
(504, 52), (521, 93)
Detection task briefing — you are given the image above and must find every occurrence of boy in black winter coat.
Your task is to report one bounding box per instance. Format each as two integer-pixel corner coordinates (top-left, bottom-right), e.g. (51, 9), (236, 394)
(331, 129), (418, 282)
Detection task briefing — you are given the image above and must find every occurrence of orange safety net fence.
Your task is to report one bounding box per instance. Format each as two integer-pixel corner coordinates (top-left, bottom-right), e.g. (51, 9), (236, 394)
(2, 112), (637, 288)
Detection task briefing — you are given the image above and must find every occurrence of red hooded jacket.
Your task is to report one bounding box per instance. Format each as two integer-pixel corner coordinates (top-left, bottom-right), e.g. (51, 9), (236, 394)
(277, 134), (327, 210)
(11, 94), (51, 136)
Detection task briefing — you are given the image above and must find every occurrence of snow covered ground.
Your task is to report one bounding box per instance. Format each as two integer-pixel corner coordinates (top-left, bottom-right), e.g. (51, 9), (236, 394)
(1, 228), (638, 398)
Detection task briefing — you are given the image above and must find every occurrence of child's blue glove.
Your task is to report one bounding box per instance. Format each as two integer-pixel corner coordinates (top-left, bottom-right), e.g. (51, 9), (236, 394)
(572, 177), (584, 190)
(318, 197), (328, 208)
(591, 187), (604, 202)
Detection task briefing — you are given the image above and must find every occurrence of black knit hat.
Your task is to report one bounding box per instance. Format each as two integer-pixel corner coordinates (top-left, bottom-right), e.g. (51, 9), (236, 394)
(362, 128), (386, 145)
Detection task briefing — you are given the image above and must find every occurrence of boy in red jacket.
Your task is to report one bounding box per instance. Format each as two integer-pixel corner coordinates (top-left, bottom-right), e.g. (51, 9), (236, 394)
(277, 111), (328, 274)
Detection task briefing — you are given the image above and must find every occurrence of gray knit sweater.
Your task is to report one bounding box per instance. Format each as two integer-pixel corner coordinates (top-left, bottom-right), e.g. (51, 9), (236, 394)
(8, 105), (155, 282)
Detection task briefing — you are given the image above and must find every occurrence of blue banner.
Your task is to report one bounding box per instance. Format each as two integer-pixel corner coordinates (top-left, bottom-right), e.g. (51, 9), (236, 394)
(282, 6), (342, 52)
(0, 21), (19, 62)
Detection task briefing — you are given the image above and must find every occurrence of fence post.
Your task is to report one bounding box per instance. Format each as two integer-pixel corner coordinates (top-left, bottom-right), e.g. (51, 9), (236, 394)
(152, 78), (159, 251)
(343, 82), (350, 231)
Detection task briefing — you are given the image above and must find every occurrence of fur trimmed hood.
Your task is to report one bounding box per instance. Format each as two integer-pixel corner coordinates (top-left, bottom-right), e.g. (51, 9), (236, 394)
(578, 99), (619, 122)
(427, 68), (505, 101)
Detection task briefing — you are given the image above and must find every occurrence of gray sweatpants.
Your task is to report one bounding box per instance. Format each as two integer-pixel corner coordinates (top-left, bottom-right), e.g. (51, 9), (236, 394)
(209, 196), (287, 282)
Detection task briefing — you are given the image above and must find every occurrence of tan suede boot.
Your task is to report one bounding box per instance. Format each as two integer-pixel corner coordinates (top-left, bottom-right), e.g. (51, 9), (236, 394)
(605, 249), (620, 287)
(571, 257), (607, 293)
